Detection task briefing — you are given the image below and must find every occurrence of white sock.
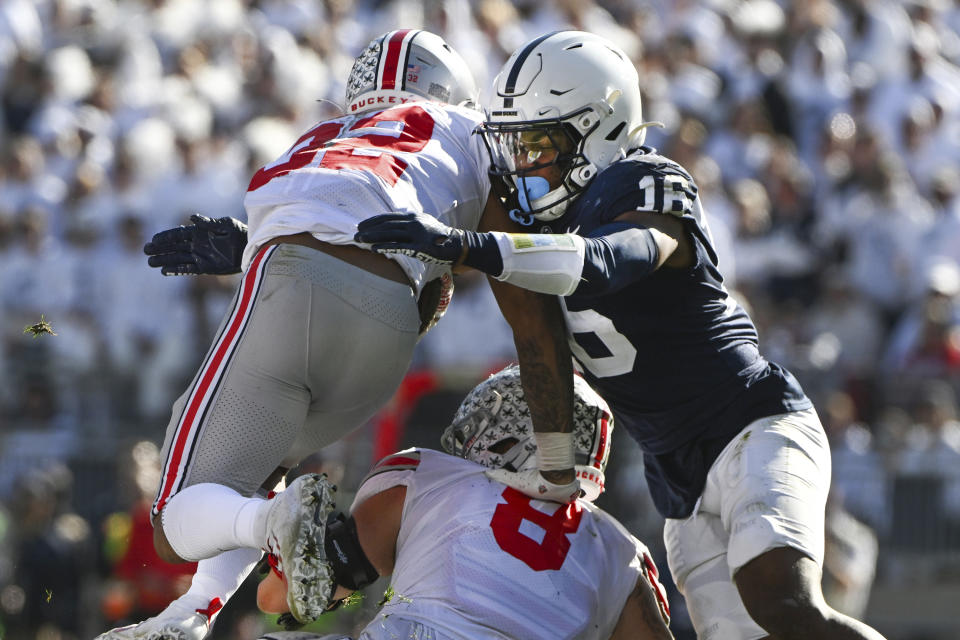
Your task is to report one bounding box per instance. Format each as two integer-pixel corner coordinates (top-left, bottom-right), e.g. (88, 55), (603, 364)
(173, 548), (262, 622)
(161, 483), (273, 561)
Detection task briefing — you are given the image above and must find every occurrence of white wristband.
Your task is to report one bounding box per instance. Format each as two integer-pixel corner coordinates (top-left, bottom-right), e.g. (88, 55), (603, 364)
(535, 431), (575, 470)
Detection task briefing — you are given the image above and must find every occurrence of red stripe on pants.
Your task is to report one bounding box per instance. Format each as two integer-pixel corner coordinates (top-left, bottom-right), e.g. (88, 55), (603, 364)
(154, 245), (274, 514)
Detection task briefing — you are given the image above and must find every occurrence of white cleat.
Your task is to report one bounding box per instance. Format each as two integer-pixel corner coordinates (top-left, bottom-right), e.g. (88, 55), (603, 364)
(94, 598), (214, 640)
(264, 473), (337, 625)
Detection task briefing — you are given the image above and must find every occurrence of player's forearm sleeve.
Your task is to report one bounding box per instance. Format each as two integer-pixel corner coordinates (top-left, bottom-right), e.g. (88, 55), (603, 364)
(463, 231), (587, 296)
(461, 222), (659, 297)
(574, 222), (660, 296)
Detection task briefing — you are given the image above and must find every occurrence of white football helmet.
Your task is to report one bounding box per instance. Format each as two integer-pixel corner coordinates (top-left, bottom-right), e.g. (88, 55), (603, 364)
(345, 30), (478, 114)
(482, 31), (652, 222)
(441, 365), (613, 502)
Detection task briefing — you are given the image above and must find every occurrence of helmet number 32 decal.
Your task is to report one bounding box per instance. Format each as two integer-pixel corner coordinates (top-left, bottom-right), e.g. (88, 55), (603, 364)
(247, 104), (435, 191)
(490, 487), (583, 571)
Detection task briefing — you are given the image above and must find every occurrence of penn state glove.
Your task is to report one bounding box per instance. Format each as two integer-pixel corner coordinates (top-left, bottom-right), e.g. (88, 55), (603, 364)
(144, 214), (248, 275)
(355, 212), (468, 266)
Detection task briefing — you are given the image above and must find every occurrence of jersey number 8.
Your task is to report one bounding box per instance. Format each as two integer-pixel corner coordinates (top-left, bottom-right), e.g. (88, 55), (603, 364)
(490, 487), (583, 571)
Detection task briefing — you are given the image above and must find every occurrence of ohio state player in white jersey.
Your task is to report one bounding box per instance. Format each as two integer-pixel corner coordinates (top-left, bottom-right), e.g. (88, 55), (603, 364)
(241, 97), (488, 294)
(350, 451), (662, 640)
(97, 31), (578, 640)
(256, 367), (673, 640)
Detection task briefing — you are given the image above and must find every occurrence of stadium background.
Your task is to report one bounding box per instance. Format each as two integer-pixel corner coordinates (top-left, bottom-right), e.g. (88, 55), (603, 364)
(1, 0), (959, 638)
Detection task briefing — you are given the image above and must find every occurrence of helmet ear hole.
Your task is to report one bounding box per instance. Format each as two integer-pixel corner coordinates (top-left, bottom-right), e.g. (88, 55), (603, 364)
(489, 437), (519, 454)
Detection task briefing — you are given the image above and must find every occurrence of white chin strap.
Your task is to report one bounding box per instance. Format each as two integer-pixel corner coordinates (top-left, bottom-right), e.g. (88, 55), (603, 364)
(529, 186), (572, 221)
(520, 161), (597, 222)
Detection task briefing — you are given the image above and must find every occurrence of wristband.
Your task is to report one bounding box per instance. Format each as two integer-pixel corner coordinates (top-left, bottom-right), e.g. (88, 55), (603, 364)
(535, 432), (575, 470)
(461, 231), (504, 276)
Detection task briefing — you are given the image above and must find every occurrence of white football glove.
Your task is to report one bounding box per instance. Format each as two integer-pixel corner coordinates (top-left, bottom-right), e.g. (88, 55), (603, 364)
(485, 468), (581, 504)
(94, 597), (214, 640)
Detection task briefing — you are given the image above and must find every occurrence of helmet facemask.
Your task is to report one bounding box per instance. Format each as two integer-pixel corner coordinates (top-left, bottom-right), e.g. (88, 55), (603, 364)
(481, 114), (594, 224)
(440, 386), (537, 473)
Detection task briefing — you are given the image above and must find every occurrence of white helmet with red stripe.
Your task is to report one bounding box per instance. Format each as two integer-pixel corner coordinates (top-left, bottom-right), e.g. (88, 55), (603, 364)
(441, 365), (612, 502)
(345, 30), (479, 114)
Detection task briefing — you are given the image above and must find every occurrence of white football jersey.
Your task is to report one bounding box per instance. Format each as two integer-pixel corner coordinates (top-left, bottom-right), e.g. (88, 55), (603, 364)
(241, 102), (490, 294)
(351, 449), (654, 640)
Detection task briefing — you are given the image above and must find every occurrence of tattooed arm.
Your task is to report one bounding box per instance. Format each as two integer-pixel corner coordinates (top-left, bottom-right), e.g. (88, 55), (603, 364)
(479, 194), (576, 493)
(488, 275), (574, 483)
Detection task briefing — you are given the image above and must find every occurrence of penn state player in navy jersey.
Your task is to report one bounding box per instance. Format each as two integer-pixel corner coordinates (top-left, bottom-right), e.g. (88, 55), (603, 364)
(356, 31), (887, 640)
(547, 149), (813, 516)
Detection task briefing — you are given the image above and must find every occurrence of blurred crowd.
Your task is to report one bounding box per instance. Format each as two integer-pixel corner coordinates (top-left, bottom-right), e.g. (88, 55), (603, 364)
(2, 0), (960, 638)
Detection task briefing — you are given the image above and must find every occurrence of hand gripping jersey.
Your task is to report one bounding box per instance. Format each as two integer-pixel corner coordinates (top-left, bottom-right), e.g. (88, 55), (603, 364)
(541, 148), (812, 519)
(353, 449), (662, 640)
(242, 102), (489, 295)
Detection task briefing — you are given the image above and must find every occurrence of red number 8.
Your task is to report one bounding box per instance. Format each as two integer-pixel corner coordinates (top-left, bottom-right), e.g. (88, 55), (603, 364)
(490, 487), (583, 571)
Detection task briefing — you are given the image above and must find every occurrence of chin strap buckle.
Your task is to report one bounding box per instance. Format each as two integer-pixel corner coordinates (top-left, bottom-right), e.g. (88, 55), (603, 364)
(508, 209), (536, 226)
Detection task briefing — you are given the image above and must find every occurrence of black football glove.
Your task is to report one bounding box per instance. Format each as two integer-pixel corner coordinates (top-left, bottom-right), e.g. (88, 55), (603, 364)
(355, 212), (466, 265)
(144, 214), (248, 275)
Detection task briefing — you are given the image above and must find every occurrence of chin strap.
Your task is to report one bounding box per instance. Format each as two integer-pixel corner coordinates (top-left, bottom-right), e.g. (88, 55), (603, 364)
(508, 209), (536, 226)
(277, 612), (303, 630)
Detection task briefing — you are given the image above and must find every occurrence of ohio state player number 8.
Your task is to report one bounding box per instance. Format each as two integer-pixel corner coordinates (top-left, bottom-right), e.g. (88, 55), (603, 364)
(490, 487), (583, 571)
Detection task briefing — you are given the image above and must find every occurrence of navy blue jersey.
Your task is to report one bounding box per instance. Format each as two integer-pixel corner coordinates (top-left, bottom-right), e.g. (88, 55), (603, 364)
(547, 148), (811, 518)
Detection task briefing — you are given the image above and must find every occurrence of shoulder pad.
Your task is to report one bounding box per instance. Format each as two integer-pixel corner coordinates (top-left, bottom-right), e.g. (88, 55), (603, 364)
(624, 148), (695, 182)
(365, 449), (421, 481)
(578, 152), (698, 219)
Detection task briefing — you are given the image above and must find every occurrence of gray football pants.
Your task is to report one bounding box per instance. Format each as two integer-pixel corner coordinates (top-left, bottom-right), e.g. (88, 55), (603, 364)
(152, 244), (419, 515)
